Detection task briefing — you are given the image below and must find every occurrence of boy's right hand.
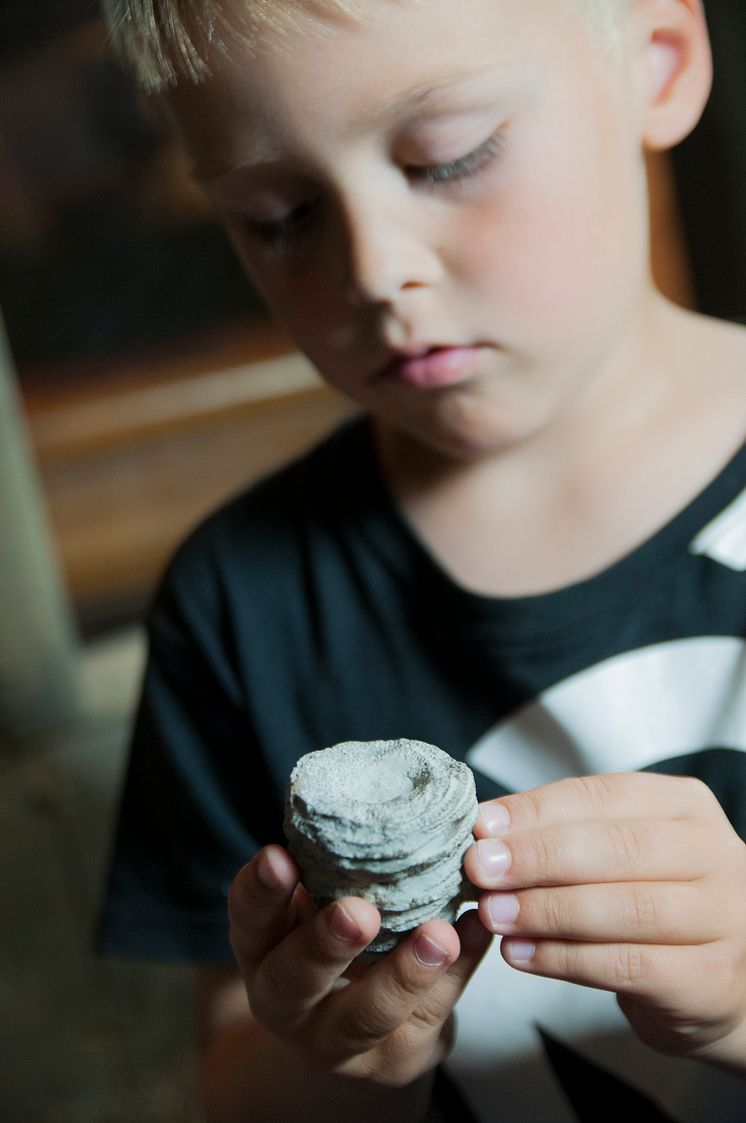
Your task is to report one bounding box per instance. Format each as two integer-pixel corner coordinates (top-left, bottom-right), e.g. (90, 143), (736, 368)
(227, 845), (491, 1088)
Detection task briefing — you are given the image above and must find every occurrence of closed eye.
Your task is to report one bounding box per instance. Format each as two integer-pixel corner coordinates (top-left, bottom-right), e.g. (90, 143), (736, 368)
(238, 129), (505, 252)
(244, 198), (319, 250)
(409, 130), (505, 187)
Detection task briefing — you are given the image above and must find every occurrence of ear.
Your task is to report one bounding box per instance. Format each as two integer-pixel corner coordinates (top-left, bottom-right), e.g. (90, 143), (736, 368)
(636, 0), (712, 151)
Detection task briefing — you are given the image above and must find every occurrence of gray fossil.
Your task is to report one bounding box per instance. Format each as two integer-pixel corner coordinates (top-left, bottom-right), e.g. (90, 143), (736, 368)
(284, 739), (478, 953)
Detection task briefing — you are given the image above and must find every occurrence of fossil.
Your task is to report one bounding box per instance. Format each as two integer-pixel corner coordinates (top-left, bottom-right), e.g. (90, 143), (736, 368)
(284, 739), (478, 953)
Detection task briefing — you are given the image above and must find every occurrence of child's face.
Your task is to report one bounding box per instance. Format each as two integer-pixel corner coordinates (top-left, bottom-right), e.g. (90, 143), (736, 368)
(173, 0), (653, 459)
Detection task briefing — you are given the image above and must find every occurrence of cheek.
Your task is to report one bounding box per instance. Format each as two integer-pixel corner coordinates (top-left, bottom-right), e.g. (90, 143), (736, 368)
(240, 254), (335, 350)
(458, 146), (645, 346)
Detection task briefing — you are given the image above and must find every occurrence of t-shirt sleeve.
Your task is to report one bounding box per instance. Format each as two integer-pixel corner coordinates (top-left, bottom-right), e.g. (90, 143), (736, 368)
(96, 535), (281, 963)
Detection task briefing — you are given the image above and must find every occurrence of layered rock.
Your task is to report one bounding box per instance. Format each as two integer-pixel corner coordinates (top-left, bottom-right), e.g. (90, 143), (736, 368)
(284, 739), (478, 953)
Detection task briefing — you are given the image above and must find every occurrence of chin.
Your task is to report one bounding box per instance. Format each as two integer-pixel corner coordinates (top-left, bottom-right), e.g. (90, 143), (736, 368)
(415, 394), (530, 461)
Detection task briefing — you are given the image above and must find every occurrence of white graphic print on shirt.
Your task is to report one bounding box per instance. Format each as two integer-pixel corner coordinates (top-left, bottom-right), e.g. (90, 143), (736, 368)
(446, 635), (746, 1123)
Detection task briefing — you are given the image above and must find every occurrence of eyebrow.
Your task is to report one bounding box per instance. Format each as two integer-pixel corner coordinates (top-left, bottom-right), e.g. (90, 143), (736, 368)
(370, 63), (502, 125)
(195, 63), (505, 183)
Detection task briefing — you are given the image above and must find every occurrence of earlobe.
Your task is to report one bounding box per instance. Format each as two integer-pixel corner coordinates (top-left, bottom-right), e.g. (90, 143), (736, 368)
(640, 0), (712, 152)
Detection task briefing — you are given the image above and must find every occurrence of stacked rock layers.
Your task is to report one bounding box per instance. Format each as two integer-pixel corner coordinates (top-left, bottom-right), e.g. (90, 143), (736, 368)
(284, 738), (478, 953)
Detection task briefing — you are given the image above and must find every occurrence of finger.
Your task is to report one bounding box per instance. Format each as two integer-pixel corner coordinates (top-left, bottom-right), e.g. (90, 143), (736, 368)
(249, 895), (381, 1032)
(228, 846), (303, 969)
(447, 907), (495, 990)
(474, 773), (717, 839)
(397, 911), (494, 1067)
(465, 818), (714, 891)
(292, 880), (320, 926)
(412, 910), (494, 1026)
(321, 919), (463, 1061)
(455, 906), (495, 962)
(500, 936), (709, 1002)
(480, 881), (714, 945)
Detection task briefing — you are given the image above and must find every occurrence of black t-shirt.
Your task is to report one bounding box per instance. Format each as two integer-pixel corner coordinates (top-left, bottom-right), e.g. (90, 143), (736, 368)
(98, 416), (746, 1122)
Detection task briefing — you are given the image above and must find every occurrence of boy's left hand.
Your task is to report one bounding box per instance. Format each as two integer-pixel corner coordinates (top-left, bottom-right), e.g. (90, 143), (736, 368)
(464, 772), (746, 1070)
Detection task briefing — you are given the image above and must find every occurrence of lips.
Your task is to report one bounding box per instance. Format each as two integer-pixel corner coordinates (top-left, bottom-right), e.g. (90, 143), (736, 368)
(377, 345), (484, 389)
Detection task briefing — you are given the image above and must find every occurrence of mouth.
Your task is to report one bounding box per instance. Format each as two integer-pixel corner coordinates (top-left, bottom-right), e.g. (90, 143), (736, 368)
(374, 345), (485, 390)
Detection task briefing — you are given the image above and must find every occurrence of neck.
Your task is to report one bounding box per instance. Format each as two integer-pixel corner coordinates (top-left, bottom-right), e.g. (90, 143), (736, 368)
(371, 293), (746, 597)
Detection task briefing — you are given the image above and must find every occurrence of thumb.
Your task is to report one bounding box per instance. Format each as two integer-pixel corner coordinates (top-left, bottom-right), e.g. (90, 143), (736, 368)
(422, 909), (493, 1023)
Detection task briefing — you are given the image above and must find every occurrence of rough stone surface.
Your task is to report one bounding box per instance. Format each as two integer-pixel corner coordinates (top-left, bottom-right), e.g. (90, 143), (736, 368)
(284, 739), (478, 954)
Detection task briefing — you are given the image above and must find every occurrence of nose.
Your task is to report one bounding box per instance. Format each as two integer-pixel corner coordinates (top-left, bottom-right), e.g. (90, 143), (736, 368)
(341, 197), (443, 306)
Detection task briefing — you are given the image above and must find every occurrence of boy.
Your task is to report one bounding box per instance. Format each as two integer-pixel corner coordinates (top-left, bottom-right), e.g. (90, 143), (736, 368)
(98, 1), (746, 1120)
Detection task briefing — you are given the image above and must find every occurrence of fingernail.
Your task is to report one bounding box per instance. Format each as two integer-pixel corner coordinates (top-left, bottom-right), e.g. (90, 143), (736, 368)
(476, 838), (512, 881)
(330, 901), (360, 943)
(415, 933), (449, 967)
(479, 802), (510, 834)
(486, 893), (520, 928)
(503, 939), (535, 965)
(256, 848), (285, 891)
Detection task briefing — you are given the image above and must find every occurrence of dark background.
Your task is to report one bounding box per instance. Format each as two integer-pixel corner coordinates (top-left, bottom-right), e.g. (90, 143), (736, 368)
(672, 0), (746, 325)
(0, 0), (263, 376)
(0, 0), (745, 377)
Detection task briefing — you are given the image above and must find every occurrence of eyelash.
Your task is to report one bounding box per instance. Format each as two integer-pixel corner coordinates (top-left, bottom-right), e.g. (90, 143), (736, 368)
(248, 200), (317, 252)
(411, 131), (505, 187)
(246, 129), (504, 251)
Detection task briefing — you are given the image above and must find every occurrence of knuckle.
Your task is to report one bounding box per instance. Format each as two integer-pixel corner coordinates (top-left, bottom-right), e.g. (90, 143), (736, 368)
(261, 950), (293, 1007)
(553, 940), (581, 980)
(297, 932), (355, 995)
(397, 1012), (457, 1070)
(606, 821), (644, 873)
(333, 997), (393, 1054)
(612, 943), (649, 990)
(574, 773), (615, 811)
(389, 952), (433, 1004)
(682, 775), (718, 815)
(623, 885), (659, 935)
(523, 832), (554, 884)
(521, 786), (547, 827)
(520, 776), (614, 828)
(541, 889), (569, 934)
(408, 994), (448, 1035)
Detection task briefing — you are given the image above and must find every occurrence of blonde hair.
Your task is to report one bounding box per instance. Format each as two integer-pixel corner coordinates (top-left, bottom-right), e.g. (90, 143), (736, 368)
(101, 0), (628, 94)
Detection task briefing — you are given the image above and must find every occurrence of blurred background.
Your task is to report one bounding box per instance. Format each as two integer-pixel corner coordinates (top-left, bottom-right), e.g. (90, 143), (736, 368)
(1, 1), (745, 1120)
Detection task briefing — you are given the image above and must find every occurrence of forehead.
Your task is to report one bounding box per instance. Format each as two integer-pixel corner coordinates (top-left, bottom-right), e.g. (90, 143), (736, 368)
(171, 0), (592, 45)
(106, 0), (621, 94)
(166, 0), (614, 178)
